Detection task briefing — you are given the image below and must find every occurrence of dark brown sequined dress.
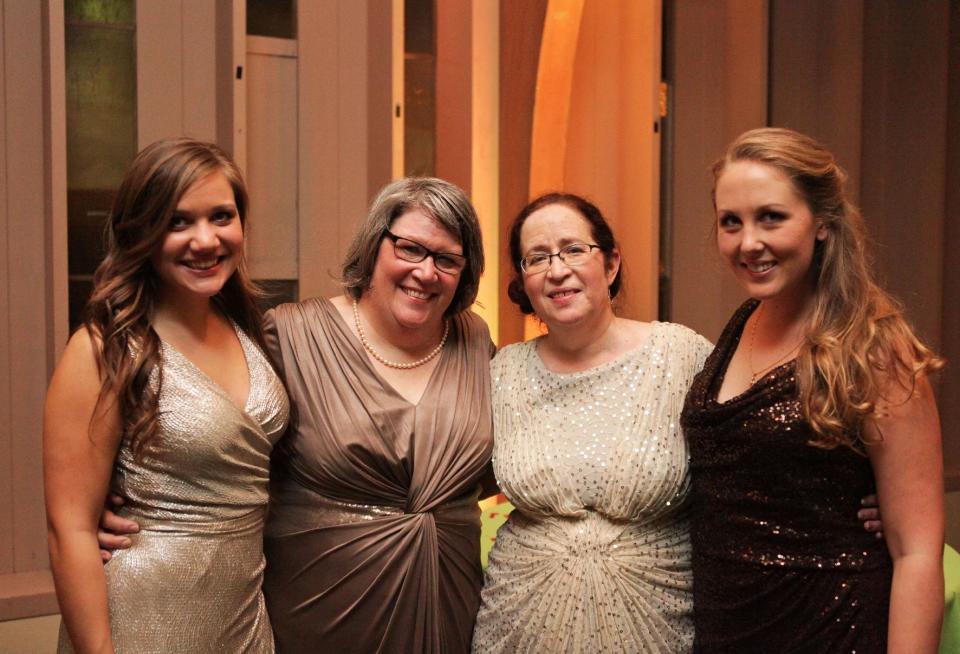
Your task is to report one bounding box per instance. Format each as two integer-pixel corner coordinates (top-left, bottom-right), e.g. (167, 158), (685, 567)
(680, 300), (891, 653)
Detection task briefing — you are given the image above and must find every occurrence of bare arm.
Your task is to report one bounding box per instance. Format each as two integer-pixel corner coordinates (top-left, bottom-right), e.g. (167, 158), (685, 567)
(44, 329), (123, 654)
(867, 375), (944, 653)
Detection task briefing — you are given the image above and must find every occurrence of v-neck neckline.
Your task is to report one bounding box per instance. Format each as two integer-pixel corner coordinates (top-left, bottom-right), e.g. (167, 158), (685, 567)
(159, 322), (254, 416)
(709, 300), (797, 407)
(322, 297), (449, 408)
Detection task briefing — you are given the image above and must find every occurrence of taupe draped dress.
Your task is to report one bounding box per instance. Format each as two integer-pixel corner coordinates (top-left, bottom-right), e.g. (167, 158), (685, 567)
(261, 298), (493, 653)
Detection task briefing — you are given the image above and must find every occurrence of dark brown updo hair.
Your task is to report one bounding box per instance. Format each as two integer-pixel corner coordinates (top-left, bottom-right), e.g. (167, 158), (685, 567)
(507, 192), (622, 315)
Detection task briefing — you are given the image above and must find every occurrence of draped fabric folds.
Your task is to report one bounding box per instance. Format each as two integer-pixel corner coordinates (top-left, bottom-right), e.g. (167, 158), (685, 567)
(681, 300), (892, 653)
(261, 298), (494, 653)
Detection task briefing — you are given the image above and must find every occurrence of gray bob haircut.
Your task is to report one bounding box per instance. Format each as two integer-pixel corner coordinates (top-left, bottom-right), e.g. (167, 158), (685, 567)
(341, 177), (485, 316)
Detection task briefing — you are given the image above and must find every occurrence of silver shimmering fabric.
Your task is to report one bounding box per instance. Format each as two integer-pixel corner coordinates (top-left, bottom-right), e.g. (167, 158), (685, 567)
(472, 323), (712, 654)
(58, 327), (289, 654)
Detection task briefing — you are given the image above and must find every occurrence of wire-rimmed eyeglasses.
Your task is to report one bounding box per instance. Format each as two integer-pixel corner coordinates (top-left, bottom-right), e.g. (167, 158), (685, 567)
(519, 242), (600, 274)
(384, 230), (467, 275)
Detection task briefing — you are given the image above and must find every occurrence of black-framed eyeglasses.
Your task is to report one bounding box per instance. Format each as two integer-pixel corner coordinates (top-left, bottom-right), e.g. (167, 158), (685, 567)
(519, 242), (601, 274)
(384, 230), (467, 275)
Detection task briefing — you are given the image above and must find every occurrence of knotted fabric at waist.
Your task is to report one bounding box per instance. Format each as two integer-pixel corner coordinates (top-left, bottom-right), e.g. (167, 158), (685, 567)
(265, 481), (480, 538)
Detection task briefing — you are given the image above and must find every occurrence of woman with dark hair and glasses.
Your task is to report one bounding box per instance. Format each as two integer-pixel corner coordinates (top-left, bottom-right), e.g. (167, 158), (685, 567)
(259, 177), (494, 652)
(471, 192), (713, 653)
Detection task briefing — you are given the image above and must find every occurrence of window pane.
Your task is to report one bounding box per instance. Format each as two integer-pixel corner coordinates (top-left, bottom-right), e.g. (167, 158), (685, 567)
(247, 0), (297, 39)
(404, 0), (435, 177)
(65, 0), (137, 329)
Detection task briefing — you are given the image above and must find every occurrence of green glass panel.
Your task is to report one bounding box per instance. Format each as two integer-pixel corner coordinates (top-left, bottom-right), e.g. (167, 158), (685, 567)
(65, 0), (137, 332)
(66, 0), (134, 25)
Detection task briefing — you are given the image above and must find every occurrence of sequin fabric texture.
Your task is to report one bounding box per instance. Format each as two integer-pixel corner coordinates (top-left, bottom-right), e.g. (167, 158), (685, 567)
(681, 300), (892, 653)
(57, 327), (290, 654)
(472, 323), (713, 654)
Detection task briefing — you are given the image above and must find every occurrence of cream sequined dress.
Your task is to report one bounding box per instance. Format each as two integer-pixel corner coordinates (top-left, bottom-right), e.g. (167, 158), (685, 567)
(58, 326), (289, 654)
(472, 323), (712, 654)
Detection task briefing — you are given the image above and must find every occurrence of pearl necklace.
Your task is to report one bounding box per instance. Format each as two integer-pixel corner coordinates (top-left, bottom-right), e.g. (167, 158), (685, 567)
(352, 299), (449, 369)
(748, 302), (803, 384)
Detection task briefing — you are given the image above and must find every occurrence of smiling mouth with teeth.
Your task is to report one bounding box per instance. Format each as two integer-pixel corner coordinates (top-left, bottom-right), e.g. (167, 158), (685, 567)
(183, 258), (220, 270)
(403, 287), (431, 300)
(548, 289), (579, 298)
(745, 261), (774, 273)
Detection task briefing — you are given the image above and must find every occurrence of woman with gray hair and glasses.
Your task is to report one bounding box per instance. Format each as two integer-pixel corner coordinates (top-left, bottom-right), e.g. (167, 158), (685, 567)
(259, 177), (494, 652)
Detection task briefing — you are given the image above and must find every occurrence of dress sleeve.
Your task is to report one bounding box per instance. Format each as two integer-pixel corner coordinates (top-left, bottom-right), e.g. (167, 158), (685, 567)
(262, 307), (286, 379)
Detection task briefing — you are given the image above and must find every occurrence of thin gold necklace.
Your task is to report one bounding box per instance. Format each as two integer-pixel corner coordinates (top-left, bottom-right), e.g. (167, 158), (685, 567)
(352, 299), (449, 369)
(748, 303), (803, 384)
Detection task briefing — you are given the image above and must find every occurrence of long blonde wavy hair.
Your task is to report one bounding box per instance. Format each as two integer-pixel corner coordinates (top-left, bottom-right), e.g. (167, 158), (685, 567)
(713, 128), (943, 450)
(86, 138), (267, 458)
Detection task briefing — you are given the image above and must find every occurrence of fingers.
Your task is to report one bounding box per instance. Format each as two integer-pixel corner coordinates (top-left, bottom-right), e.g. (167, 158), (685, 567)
(97, 529), (133, 551)
(857, 507), (880, 522)
(860, 494), (878, 508)
(100, 509), (139, 536)
(108, 493), (126, 508)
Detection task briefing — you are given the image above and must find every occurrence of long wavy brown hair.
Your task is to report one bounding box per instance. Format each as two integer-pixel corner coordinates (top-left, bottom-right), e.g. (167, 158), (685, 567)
(713, 128), (942, 450)
(86, 138), (267, 458)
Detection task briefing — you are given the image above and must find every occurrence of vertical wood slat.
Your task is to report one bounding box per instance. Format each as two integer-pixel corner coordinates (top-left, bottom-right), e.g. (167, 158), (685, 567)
(497, 0), (548, 346)
(136, 0), (184, 146)
(4, 0), (53, 573)
(860, 1), (948, 352)
(0, 0), (14, 578)
(666, 0), (769, 342)
(941, 0), (960, 481)
(769, 0), (863, 202)
(435, 0), (473, 195)
(297, 0), (393, 302)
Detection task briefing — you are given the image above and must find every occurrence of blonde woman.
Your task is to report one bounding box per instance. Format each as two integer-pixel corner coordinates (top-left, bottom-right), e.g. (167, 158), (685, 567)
(682, 128), (943, 652)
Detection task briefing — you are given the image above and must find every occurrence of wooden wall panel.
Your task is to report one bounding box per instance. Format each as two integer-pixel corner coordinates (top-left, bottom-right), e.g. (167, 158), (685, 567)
(940, 3), (960, 483)
(297, 0), (394, 301)
(436, 0), (472, 194)
(769, 0), (863, 201)
(245, 44), (299, 280)
(1, 0), (63, 619)
(0, 0), (13, 579)
(497, 0), (547, 345)
(666, 0), (768, 342)
(860, 2), (948, 351)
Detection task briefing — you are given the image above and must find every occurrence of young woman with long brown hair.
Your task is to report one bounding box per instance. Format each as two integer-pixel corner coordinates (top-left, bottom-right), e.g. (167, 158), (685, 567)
(44, 138), (288, 652)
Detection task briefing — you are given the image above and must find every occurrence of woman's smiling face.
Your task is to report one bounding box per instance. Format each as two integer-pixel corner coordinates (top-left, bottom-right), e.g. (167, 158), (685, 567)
(715, 160), (827, 306)
(365, 207), (463, 332)
(519, 203), (619, 330)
